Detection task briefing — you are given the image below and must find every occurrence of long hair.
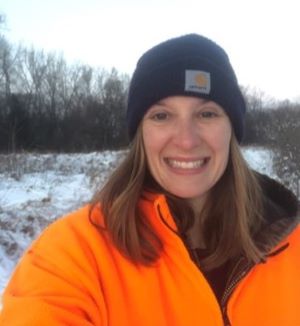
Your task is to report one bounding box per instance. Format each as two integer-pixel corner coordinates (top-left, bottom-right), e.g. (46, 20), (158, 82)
(90, 127), (164, 264)
(90, 127), (264, 270)
(197, 137), (264, 269)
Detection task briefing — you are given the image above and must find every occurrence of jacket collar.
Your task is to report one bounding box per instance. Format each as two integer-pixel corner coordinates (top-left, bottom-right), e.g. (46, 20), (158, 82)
(142, 173), (300, 255)
(254, 172), (300, 255)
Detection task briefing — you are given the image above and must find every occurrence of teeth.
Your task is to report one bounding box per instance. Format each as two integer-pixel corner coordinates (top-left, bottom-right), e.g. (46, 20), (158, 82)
(167, 159), (205, 169)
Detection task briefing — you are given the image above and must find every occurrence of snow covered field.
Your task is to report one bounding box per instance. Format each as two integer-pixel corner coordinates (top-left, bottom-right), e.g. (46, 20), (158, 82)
(0, 147), (274, 296)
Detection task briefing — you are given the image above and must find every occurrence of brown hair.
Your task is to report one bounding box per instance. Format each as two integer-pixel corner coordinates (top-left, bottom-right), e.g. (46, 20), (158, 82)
(90, 127), (163, 264)
(90, 128), (264, 270)
(198, 137), (264, 269)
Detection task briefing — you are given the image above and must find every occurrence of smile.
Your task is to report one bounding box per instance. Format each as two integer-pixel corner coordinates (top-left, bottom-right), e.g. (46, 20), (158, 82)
(165, 158), (208, 169)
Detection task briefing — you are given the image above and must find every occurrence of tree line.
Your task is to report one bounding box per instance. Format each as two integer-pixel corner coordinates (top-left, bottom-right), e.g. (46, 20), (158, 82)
(1, 15), (300, 164)
(1, 43), (130, 152)
(242, 88), (300, 196)
(0, 14), (130, 152)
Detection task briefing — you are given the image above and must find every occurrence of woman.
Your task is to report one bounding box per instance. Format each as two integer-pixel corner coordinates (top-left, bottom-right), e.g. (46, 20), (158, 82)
(0, 34), (299, 325)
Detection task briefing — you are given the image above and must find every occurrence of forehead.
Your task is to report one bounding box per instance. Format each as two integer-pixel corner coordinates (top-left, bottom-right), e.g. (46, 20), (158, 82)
(151, 96), (224, 111)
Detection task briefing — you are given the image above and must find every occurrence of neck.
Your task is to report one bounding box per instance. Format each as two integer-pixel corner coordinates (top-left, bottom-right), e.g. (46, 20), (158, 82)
(186, 196), (207, 249)
(188, 194), (206, 215)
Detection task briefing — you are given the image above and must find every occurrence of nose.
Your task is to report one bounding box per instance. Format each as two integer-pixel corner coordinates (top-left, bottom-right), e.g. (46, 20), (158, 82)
(173, 119), (201, 150)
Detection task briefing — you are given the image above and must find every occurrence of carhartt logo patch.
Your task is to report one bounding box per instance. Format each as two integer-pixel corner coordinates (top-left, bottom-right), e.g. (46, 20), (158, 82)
(185, 70), (211, 94)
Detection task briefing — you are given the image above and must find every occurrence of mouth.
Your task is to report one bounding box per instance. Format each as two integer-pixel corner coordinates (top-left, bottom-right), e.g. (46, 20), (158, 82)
(165, 158), (209, 170)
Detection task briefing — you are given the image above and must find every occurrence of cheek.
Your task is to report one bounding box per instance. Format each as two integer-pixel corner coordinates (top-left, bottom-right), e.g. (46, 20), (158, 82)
(143, 127), (155, 154)
(142, 125), (163, 169)
(220, 131), (231, 151)
(220, 129), (232, 165)
(210, 124), (232, 158)
(142, 124), (168, 154)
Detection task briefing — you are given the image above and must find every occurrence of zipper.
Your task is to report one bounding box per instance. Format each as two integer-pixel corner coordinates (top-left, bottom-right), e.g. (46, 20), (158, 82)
(157, 203), (254, 326)
(157, 205), (226, 324)
(220, 257), (253, 326)
(220, 243), (290, 325)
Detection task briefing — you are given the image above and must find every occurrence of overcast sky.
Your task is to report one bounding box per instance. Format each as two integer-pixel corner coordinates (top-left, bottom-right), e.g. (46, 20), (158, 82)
(1, 0), (300, 101)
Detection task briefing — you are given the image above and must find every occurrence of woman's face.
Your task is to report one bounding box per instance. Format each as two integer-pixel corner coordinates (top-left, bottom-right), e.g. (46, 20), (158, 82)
(142, 96), (232, 202)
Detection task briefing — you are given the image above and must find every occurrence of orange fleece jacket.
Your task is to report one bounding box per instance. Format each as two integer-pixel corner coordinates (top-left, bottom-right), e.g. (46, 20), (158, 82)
(1, 194), (300, 325)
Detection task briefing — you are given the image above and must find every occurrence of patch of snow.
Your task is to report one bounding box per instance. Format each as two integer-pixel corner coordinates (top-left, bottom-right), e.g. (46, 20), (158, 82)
(242, 146), (275, 177)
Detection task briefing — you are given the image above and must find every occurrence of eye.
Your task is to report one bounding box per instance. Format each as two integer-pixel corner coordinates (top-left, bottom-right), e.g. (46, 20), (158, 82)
(200, 111), (218, 118)
(150, 111), (169, 121)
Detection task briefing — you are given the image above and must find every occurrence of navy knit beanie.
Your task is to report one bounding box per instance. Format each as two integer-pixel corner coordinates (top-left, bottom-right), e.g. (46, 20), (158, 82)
(127, 34), (246, 142)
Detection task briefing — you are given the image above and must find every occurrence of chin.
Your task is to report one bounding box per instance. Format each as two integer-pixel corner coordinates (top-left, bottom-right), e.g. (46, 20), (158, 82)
(167, 189), (206, 200)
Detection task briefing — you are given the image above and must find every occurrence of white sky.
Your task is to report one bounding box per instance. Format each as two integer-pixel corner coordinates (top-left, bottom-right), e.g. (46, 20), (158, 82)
(1, 0), (300, 101)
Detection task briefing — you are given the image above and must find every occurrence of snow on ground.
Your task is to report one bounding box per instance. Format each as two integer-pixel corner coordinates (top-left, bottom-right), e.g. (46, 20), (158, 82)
(0, 147), (273, 297)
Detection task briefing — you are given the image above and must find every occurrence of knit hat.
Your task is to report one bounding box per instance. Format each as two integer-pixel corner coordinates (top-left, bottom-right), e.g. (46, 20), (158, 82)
(126, 33), (246, 142)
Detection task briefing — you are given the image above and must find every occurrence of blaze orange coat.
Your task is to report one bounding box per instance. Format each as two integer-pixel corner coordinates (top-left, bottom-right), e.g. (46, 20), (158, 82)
(0, 194), (300, 325)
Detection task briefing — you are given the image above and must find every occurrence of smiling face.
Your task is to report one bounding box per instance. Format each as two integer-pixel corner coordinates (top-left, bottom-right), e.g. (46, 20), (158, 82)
(142, 96), (232, 205)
